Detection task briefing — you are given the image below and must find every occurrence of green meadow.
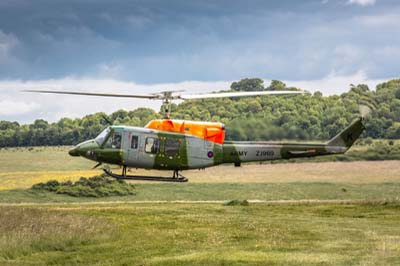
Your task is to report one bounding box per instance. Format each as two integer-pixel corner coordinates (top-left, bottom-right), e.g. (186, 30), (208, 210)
(1, 203), (400, 266)
(0, 146), (400, 265)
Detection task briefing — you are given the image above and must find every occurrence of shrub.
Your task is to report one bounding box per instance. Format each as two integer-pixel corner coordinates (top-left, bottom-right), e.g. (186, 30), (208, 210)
(224, 200), (249, 206)
(364, 137), (373, 145)
(31, 175), (135, 197)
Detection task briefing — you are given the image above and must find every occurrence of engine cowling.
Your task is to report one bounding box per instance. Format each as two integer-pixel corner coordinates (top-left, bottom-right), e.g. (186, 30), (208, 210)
(145, 119), (225, 144)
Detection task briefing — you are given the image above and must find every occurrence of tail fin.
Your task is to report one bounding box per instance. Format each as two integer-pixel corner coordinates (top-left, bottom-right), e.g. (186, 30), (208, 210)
(327, 117), (365, 149)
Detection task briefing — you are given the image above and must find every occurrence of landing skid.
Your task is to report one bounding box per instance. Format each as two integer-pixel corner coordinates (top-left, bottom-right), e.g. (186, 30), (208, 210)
(103, 168), (188, 182)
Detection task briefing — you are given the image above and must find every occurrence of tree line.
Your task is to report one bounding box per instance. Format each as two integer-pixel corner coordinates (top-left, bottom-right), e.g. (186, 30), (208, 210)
(1, 78), (399, 147)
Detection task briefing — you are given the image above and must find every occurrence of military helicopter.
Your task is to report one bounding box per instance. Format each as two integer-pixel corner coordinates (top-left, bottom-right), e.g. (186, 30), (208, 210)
(25, 89), (365, 182)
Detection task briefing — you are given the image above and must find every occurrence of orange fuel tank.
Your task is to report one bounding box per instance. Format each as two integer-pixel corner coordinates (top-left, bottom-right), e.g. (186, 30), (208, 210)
(145, 119), (225, 144)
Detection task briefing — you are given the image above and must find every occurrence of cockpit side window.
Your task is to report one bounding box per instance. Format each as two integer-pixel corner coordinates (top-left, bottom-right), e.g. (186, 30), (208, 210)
(145, 137), (160, 154)
(111, 133), (122, 149)
(102, 131), (122, 149)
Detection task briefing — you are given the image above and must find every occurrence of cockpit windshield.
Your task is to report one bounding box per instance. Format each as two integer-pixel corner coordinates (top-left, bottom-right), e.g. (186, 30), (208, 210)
(95, 127), (111, 145)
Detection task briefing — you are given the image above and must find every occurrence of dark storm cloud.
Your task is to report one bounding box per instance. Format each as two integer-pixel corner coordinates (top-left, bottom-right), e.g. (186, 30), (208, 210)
(0, 0), (399, 83)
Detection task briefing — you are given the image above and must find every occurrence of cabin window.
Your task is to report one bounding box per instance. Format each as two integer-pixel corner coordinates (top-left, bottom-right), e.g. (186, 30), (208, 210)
(165, 139), (180, 157)
(131, 135), (138, 149)
(145, 137), (160, 154)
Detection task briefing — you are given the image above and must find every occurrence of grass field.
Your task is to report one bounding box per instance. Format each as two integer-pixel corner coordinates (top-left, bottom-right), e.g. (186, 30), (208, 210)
(1, 146), (400, 190)
(1, 203), (400, 266)
(1, 146), (400, 265)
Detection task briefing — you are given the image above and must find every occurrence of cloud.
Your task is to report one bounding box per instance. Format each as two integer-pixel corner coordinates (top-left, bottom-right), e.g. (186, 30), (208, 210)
(0, 30), (19, 64)
(284, 70), (387, 95)
(355, 14), (400, 27)
(96, 63), (123, 78)
(347, 0), (376, 7)
(125, 15), (153, 30)
(0, 100), (39, 116)
(0, 1), (398, 90)
(0, 78), (231, 123)
(0, 72), (391, 123)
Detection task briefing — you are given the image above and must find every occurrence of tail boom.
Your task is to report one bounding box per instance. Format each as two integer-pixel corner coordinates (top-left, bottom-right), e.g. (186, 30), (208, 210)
(222, 117), (365, 164)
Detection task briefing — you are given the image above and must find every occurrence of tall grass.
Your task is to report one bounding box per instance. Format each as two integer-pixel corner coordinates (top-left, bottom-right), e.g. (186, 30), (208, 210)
(0, 207), (114, 260)
(1, 203), (397, 265)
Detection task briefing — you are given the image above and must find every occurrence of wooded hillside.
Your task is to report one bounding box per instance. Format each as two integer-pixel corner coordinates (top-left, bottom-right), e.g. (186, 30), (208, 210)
(1, 78), (399, 147)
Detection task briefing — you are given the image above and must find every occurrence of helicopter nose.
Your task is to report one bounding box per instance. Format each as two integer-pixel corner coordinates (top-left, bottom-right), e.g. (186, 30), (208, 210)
(68, 146), (80, 157)
(68, 139), (98, 157)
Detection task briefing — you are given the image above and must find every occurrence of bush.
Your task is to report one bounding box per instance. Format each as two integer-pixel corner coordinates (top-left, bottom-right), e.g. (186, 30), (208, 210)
(224, 200), (249, 206)
(32, 180), (60, 192)
(31, 175), (136, 197)
(364, 137), (373, 145)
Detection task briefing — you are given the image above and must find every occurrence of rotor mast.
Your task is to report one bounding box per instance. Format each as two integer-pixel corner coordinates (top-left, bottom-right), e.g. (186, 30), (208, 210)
(161, 91), (174, 119)
(152, 90), (184, 119)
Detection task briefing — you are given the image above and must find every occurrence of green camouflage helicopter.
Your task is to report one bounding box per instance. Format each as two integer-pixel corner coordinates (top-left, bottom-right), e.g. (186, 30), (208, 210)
(26, 89), (365, 182)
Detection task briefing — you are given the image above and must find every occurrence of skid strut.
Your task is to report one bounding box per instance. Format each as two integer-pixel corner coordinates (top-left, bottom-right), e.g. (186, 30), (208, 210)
(103, 168), (188, 182)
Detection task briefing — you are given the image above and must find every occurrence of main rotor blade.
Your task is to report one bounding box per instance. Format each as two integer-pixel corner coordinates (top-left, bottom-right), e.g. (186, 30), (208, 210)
(179, 90), (304, 99)
(24, 89), (304, 101)
(23, 90), (160, 99)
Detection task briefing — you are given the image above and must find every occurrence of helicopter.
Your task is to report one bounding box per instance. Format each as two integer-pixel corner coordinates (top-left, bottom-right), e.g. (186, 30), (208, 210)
(25, 89), (365, 182)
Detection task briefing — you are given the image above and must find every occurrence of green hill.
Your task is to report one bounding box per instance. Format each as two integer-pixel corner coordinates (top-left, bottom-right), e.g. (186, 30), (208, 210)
(1, 78), (399, 147)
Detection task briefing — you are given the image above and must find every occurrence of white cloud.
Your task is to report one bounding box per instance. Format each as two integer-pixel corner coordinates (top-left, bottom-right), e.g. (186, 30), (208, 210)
(0, 78), (231, 123)
(283, 70), (387, 95)
(0, 72), (391, 123)
(355, 14), (400, 27)
(0, 100), (39, 116)
(374, 46), (400, 58)
(347, 0), (376, 7)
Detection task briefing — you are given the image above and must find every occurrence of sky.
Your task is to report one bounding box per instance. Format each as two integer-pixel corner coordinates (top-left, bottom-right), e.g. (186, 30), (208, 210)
(0, 0), (399, 123)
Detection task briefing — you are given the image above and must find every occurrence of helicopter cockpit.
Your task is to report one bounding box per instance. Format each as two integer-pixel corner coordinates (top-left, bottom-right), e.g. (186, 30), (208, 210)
(95, 127), (122, 149)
